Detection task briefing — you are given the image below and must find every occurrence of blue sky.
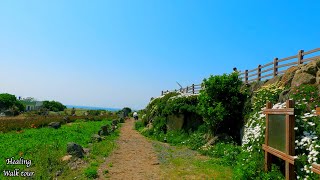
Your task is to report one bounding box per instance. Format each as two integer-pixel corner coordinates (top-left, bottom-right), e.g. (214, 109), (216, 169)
(0, 1), (319, 109)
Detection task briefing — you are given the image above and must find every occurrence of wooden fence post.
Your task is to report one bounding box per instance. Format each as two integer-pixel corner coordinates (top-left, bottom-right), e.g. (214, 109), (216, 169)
(298, 50), (304, 65)
(192, 84), (195, 94)
(286, 100), (295, 180)
(245, 70), (248, 84)
(273, 58), (278, 77)
(258, 65), (262, 81)
(186, 86), (189, 93)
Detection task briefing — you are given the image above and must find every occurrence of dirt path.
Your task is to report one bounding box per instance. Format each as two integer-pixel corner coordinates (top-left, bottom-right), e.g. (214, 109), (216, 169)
(98, 119), (161, 180)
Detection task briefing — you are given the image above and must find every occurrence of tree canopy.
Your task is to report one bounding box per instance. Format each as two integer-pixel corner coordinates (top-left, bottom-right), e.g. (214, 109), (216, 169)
(0, 93), (25, 115)
(42, 100), (66, 112)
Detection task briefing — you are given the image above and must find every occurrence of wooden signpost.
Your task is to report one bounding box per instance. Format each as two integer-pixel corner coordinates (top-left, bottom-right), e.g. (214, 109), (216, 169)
(262, 100), (295, 180)
(311, 107), (320, 175)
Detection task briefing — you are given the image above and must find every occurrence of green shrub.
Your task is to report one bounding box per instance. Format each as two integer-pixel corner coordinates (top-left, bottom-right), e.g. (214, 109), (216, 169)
(87, 110), (104, 116)
(186, 132), (206, 150)
(163, 94), (199, 116)
(252, 83), (284, 111)
(134, 120), (144, 131)
(200, 142), (241, 166)
(43, 100), (66, 112)
(197, 72), (246, 142)
(84, 167), (98, 179)
(164, 130), (188, 145)
(290, 84), (320, 111)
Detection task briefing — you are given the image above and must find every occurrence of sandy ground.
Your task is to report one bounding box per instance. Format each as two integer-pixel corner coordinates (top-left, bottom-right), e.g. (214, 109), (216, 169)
(98, 119), (161, 180)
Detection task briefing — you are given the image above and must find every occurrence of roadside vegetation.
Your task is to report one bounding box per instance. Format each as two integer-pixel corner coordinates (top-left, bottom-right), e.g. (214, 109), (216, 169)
(136, 69), (320, 179)
(0, 118), (120, 179)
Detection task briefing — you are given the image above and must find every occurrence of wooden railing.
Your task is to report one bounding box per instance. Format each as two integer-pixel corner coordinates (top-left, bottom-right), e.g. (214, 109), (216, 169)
(240, 48), (320, 83)
(161, 84), (202, 96)
(161, 48), (320, 95)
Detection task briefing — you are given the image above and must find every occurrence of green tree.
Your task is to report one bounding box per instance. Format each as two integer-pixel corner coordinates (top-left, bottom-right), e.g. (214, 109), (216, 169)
(122, 107), (132, 117)
(0, 93), (25, 115)
(0, 93), (17, 109)
(42, 101), (66, 112)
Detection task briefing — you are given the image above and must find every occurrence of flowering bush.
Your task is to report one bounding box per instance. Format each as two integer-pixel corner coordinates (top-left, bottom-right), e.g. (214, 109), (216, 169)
(236, 82), (320, 179)
(234, 84), (286, 179)
(252, 83), (284, 111)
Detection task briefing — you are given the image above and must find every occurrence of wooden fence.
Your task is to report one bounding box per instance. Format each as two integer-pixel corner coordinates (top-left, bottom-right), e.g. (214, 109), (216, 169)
(161, 84), (202, 96)
(240, 48), (320, 83)
(161, 48), (320, 95)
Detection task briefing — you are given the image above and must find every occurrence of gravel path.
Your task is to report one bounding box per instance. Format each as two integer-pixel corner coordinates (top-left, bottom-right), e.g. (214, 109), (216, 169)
(98, 119), (161, 180)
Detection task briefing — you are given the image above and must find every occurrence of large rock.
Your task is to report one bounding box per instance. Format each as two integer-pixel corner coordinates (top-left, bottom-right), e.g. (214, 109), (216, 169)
(99, 125), (110, 136)
(91, 134), (102, 142)
(316, 70), (320, 84)
(279, 66), (299, 87)
(291, 72), (316, 87)
(167, 114), (184, 131)
(112, 119), (118, 126)
(264, 75), (281, 86)
(63, 116), (71, 123)
(61, 155), (72, 162)
(67, 142), (85, 158)
(48, 122), (61, 129)
(110, 124), (117, 132)
(278, 89), (290, 103)
(300, 60), (318, 75)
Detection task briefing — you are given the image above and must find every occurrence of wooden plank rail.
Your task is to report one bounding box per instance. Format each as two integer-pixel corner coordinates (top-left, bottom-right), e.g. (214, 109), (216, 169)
(161, 48), (320, 95)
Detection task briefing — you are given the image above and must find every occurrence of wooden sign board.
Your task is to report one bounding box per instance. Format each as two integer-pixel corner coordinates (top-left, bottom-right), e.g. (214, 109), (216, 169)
(262, 100), (295, 180)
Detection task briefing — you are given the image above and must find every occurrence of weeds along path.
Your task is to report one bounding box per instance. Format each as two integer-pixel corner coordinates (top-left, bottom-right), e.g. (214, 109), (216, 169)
(98, 118), (161, 179)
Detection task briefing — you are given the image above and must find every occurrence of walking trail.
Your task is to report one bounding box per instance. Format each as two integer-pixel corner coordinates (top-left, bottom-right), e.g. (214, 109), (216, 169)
(98, 118), (162, 180)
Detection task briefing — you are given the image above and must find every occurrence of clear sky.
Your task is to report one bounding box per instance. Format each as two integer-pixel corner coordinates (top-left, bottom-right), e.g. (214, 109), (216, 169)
(0, 1), (319, 109)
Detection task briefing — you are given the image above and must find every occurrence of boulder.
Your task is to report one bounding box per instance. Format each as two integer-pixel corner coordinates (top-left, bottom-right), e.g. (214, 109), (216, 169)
(315, 59), (320, 69)
(61, 155), (72, 162)
(279, 66), (298, 87)
(48, 122), (61, 129)
(291, 72), (316, 87)
(66, 142), (85, 158)
(249, 81), (264, 92)
(63, 116), (71, 123)
(111, 124), (117, 132)
(316, 70), (320, 84)
(91, 134), (102, 142)
(99, 125), (110, 136)
(147, 123), (153, 130)
(83, 148), (90, 154)
(278, 89), (290, 103)
(263, 75), (281, 86)
(119, 118), (125, 123)
(300, 61), (318, 75)
(167, 114), (184, 131)
(112, 119), (118, 126)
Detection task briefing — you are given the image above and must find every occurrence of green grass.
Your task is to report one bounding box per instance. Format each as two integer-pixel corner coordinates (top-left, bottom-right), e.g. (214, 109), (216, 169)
(0, 119), (119, 179)
(152, 141), (233, 179)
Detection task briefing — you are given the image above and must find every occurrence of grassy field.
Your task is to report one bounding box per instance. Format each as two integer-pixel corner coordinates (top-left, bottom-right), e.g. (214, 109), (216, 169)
(0, 112), (118, 133)
(0, 118), (119, 179)
(153, 141), (233, 179)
